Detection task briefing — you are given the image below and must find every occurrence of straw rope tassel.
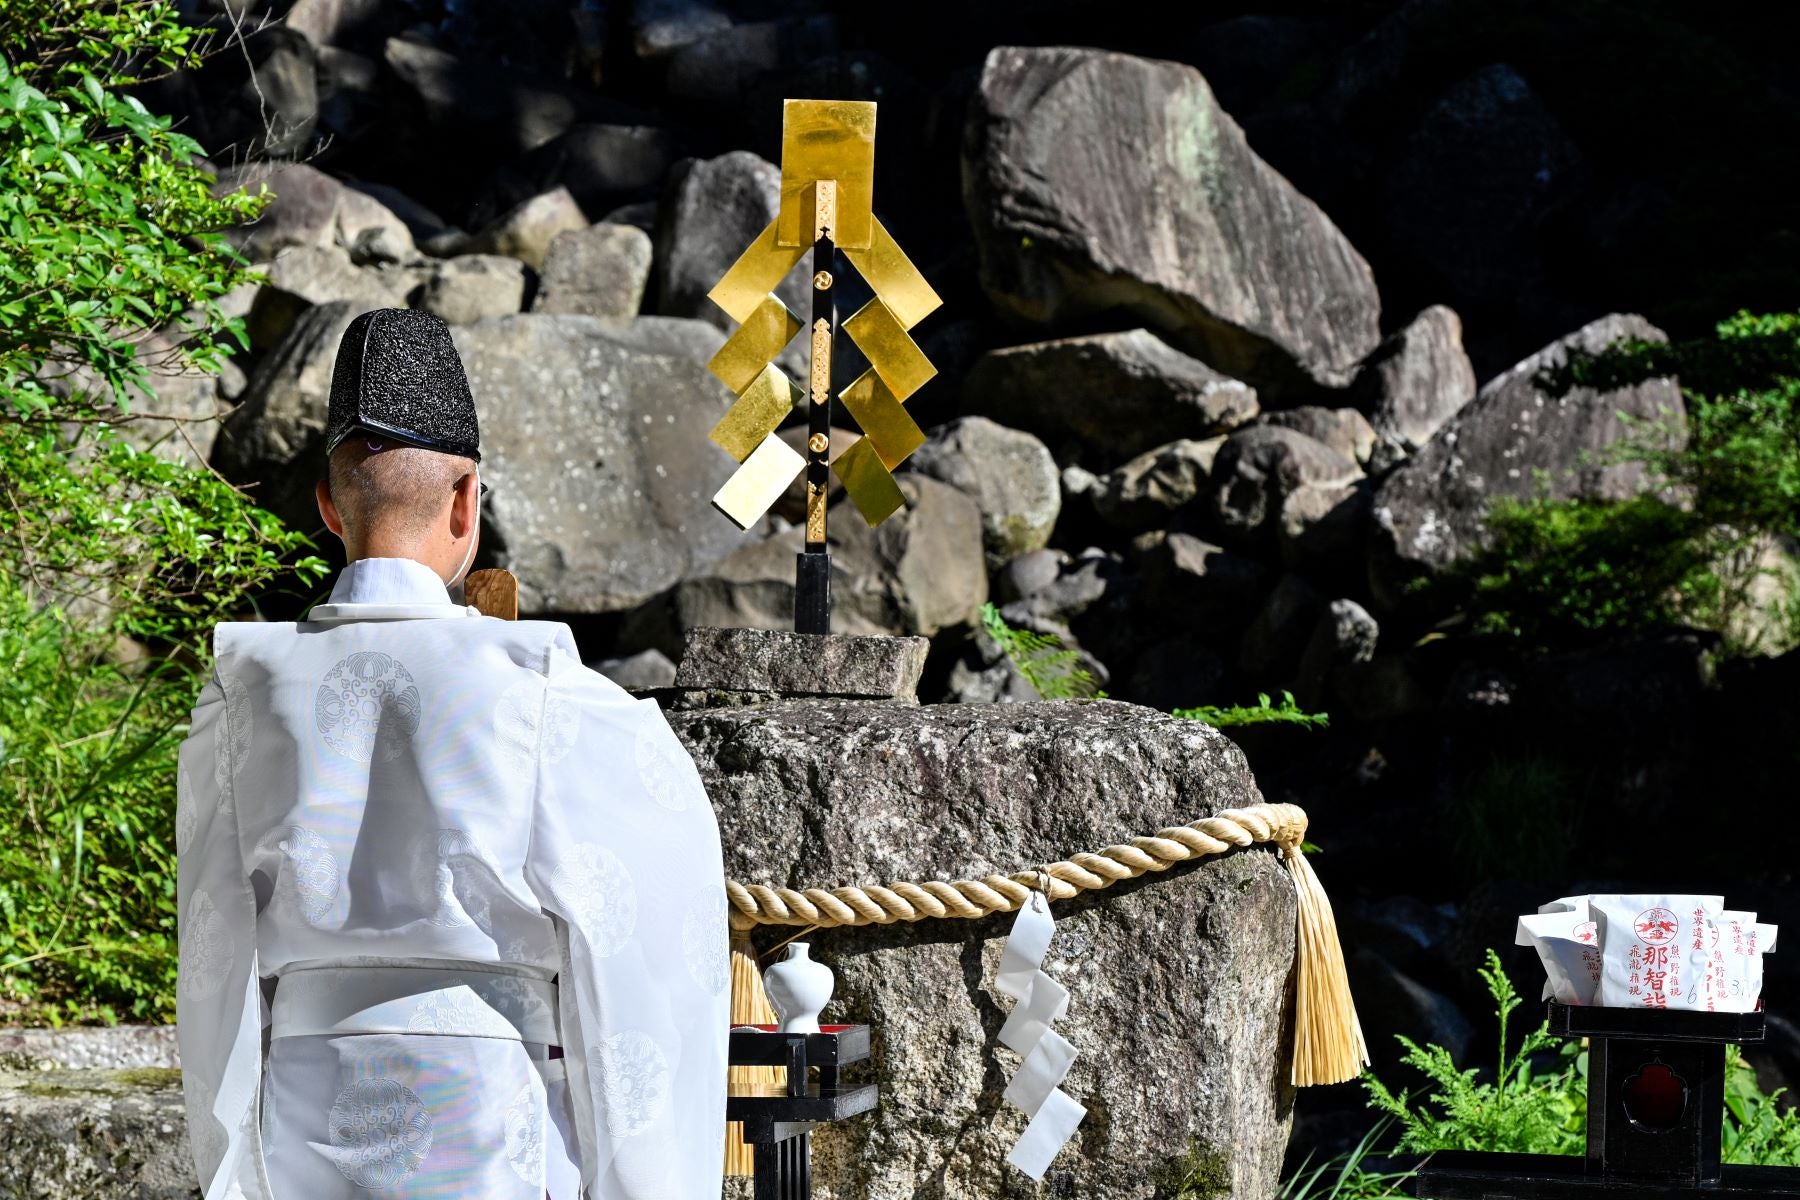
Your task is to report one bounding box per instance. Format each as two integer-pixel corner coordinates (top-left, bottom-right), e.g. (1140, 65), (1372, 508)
(725, 929), (785, 1176)
(1279, 840), (1369, 1086)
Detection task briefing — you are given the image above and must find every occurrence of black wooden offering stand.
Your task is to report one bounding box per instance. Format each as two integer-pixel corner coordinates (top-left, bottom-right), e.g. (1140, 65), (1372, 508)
(728, 1023), (879, 1200)
(1413, 1004), (1800, 1198)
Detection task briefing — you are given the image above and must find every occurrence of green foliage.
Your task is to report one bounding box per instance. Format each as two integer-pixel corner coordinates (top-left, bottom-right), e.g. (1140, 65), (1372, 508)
(1173, 691), (1330, 730)
(1, 0), (265, 417)
(1278, 1121), (1415, 1200)
(1365, 949), (1586, 1156)
(0, 1), (322, 1020)
(1724, 1047), (1800, 1166)
(1354, 950), (1800, 1169)
(1461, 311), (1800, 652)
(980, 603), (1106, 700)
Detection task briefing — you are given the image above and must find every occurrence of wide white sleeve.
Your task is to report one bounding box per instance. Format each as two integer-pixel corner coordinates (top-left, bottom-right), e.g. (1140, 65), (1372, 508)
(175, 667), (268, 1200)
(523, 652), (730, 1200)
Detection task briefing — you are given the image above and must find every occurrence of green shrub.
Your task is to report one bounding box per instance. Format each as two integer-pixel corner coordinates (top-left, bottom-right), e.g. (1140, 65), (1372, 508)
(1174, 691), (1330, 730)
(980, 603), (1106, 700)
(1459, 311), (1800, 652)
(0, 1), (323, 1020)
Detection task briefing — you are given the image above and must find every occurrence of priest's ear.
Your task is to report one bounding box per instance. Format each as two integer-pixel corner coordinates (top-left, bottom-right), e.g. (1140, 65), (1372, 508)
(450, 471), (481, 541)
(316, 478), (347, 543)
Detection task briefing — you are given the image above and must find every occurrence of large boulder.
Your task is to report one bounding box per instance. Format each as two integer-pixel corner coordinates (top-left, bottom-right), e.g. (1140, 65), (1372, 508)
(213, 300), (367, 533)
(674, 476), (987, 638)
(964, 46), (1381, 398)
(455, 186), (590, 271)
(531, 223), (654, 320)
(1369, 314), (1686, 606)
(1210, 426), (1365, 564)
(909, 418), (1060, 567)
(0, 1062), (193, 1198)
(418, 254), (529, 325)
(214, 162), (415, 262)
(963, 329), (1259, 468)
(1259, 406), (1377, 467)
(1352, 305), (1478, 469)
(454, 314), (763, 612)
(1092, 438), (1223, 532)
(244, 244), (419, 349)
(671, 699), (1296, 1199)
(654, 151), (810, 335)
(487, 123), (685, 217)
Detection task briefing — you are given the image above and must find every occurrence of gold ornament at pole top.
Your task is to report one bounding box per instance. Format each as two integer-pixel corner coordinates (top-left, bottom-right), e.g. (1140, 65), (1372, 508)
(702, 99), (943, 533)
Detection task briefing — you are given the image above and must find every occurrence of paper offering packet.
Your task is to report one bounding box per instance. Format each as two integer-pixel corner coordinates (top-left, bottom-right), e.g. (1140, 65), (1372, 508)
(1591, 894), (1724, 1010)
(1517, 909), (1603, 1005)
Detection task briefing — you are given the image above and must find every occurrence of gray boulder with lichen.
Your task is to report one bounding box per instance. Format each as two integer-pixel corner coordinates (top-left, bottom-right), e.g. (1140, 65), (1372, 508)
(673, 698), (1296, 1200)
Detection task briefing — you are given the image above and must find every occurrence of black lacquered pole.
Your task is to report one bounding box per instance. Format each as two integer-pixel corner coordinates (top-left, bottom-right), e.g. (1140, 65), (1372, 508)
(794, 222), (836, 635)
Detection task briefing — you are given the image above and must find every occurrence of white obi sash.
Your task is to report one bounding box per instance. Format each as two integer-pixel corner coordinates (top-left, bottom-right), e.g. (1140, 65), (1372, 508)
(271, 964), (560, 1046)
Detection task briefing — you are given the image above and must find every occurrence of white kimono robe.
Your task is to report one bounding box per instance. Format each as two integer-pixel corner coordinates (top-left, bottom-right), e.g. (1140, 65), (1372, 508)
(176, 558), (728, 1199)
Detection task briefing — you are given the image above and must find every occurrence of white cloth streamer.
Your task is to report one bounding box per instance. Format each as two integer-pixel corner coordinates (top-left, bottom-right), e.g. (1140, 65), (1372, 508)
(991, 895), (1087, 1181)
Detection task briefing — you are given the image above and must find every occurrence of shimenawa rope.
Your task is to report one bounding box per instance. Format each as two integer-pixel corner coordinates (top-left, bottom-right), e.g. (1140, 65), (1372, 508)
(725, 801), (1368, 1090)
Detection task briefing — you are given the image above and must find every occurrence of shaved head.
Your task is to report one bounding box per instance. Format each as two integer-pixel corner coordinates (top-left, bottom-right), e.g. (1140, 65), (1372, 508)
(318, 439), (481, 577)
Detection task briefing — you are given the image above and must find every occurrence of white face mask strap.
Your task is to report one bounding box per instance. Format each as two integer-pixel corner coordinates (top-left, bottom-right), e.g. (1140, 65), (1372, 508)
(449, 469), (481, 588)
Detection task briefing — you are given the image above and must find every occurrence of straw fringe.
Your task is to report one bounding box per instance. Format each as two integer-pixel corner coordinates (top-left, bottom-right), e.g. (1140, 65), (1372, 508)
(725, 929), (785, 1176)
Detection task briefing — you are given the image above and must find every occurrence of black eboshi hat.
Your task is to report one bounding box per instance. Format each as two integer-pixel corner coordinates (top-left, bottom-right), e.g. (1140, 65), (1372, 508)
(325, 308), (481, 462)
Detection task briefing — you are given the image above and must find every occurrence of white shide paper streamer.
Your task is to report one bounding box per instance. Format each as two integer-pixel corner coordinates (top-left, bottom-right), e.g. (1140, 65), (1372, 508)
(993, 893), (1087, 1180)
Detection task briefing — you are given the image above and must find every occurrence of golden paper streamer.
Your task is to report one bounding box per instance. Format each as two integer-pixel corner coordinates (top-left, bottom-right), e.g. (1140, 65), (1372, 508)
(708, 218), (808, 325)
(844, 298), (937, 401)
(777, 99), (876, 251)
(708, 296), (803, 396)
(844, 218), (942, 330)
(839, 370), (924, 471)
(833, 436), (907, 526)
(714, 435), (806, 530)
(710, 364), (801, 464)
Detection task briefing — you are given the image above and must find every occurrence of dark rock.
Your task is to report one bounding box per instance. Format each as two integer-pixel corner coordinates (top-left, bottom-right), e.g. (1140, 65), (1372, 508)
(532, 223), (654, 320)
(1296, 599), (1381, 707)
(1239, 574), (1323, 681)
(214, 300), (367, 533)
(908, 417), (1060, 567)
(1093, 438), (1224, 532)
(1003, 549), (1120, 626)
(0, 1063), (192, 1198)
(1349, 947), (1473, 1076)
(964, 46), (1381, 398)
(1259, 407), (1377, 466)
(1134, 531), (1272, 631)
(1328, 653), (1435, 723)
(285, 0), (391, 49)
(418, 254), (529, 326)
(601, 200), (659, 235)
(676, 477), (987, 639)
(672, 699), (1295, 1198)
(592, 648), (677, 692)
(665, 17), (840, 110)
(1340, 896), (1457, 984)
(939, 627), (1043, 705)
(674, 627), (929, 702)
(1369, 314), (1685, 608)
(454, 186), (589, 271)
(1353, 305), (1478, 471)
(654, 152), (810, 338)
(1179, 15), (1343, 115)
(995, 548), (1065, 605)
(631, 0), (732, 59)
(1379, 64), (1583, 315)
(452, 314), (765, 612)
(244, 244), (419, 350)
(1210, 426), (1364, 560)
(315, 44), (380, 142)
(489, 123), (686, 217)
(215, 162), (416, 262)
(1123, 636), (1232, 712)
(963, 329), (1258, 468)
(341, 180), (451, 243)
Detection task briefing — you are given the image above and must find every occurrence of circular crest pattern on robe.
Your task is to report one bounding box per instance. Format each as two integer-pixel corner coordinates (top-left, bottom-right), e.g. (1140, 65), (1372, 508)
(634, 724), (699, 811)
(326, 1077), (434, 1189)
(175, 761), (198, 856)
(278, 826), (341, 926)
(315, 652), (422, 762)
(405, 986), (518, 1038)
(682, 884), (731, 995)
(214, 672), (253, 809)
(413, 827), (492, 928)
(593, 1031), (671, 1139)
(504, 1079), (547, 1187)
(179, 891), (232, 1000)
(550, 844), (638, 956)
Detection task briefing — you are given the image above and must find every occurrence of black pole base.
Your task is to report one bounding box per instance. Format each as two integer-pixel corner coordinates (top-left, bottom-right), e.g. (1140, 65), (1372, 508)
(795, 551), (831, 635)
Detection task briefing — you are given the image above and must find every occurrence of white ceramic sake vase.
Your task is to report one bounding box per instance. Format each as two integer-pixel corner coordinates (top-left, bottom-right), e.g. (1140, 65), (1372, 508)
(763, 943), (834, 1034)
